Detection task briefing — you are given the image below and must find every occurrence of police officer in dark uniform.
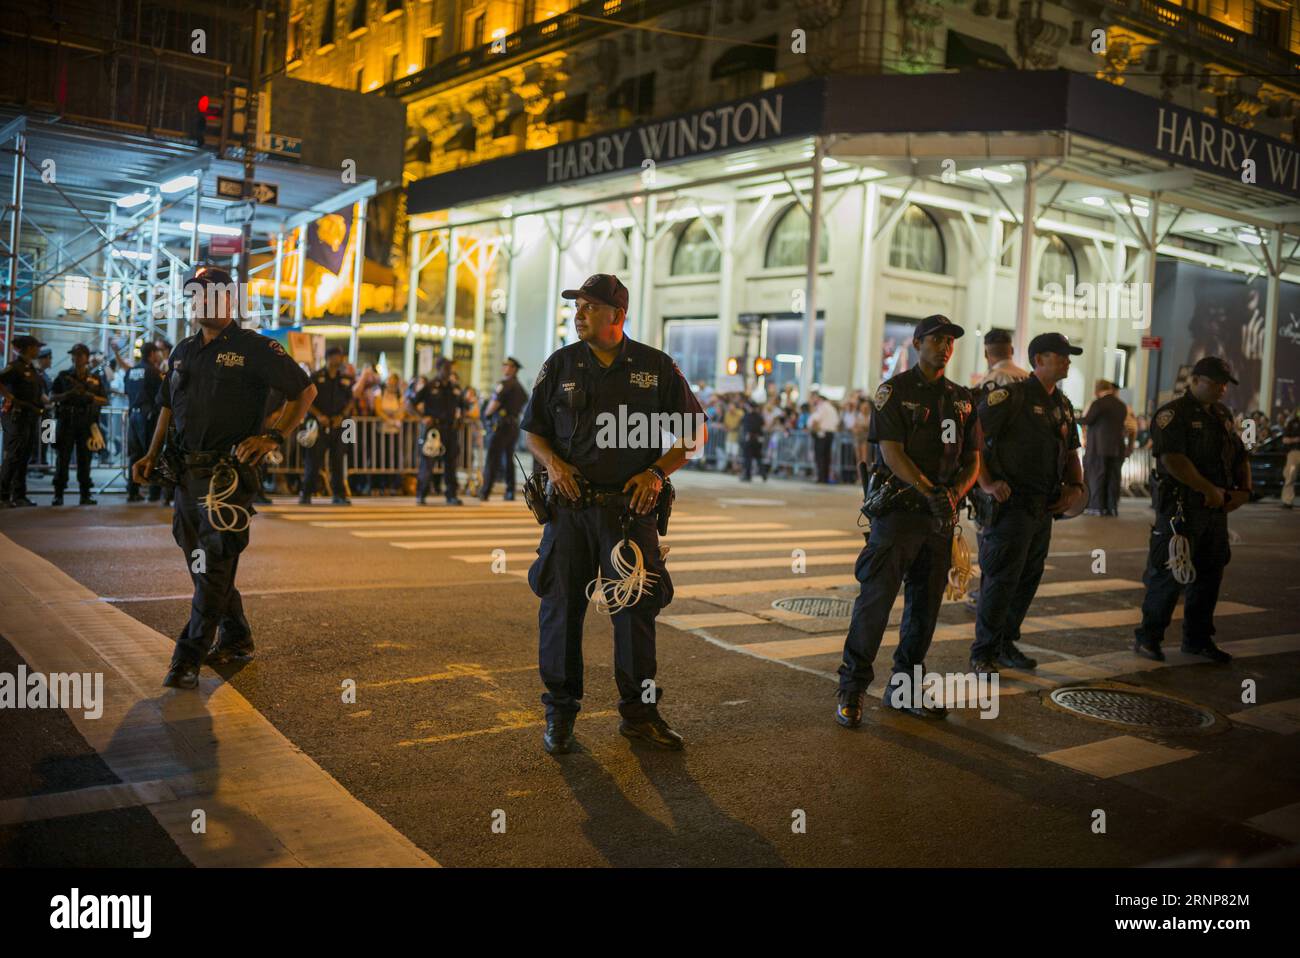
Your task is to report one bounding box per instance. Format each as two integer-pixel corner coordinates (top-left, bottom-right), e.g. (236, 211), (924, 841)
(300, 345), (354, 505)
(835, 315), (978, 727)
(50, 343), (109, 506)
(479, 357), (528, 501)
(1133, 357), (1249, 664)
(0, 334), (48, 507)
(133, 265), (315, 688)
(739, 401), (767, 482)
(522, 273), (707, 754)
(124, 342), (166, 502)
(969, 333), (1087, 674)
(407, 356), (464, 505)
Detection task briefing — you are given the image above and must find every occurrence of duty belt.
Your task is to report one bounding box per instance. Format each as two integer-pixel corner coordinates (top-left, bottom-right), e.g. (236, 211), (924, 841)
(547, 486), (633, 510)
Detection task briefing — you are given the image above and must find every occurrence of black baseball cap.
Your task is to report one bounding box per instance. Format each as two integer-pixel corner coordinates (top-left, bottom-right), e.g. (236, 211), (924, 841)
(68, 342), (91, 356)
(37, 346), (52, 358)
(504, 356), (522, 369)
(562, 273), (629, 312)
(913, 314), (964, 341)
(12, 334), (44, 351)
(1191, 356), (1238, 384)
(325, 345), (345, 358)
(983, 329), (1013, 346)
(183, 264), (235, 288)
(1028, 332), (1083, 360)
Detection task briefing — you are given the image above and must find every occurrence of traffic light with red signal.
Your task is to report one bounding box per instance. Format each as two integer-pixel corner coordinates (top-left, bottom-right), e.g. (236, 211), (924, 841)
(195, 95), (225, 151)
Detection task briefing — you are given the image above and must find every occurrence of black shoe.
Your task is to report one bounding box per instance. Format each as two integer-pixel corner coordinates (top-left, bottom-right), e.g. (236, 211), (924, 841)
(206, 643), (255, 665)
(79, 494), (97, 506)
(298, 495), (311, 505)
(478, 489), (490, 502)
(619, 715), (685, 750)
(331, 496), (351, 505)
(11, 497), (37, 507)
(542, 713), (576, 755)
(127, 492), (144, 503)
(51, 494), (64, 506)
(1133, 639), (1165, 662)
(162, 662), (200, 689)
(970, 656), (999, 675)
(1181, 641), (1232, 663)
(416, 497), (427, 506)
(503, 491), (515, 501)
(997, 642), (1038, 670)
(253, 492), (272, 505)
(446, 496), (463, 506)
(836, 689), (865, 728)
(882, 675), (949, 717)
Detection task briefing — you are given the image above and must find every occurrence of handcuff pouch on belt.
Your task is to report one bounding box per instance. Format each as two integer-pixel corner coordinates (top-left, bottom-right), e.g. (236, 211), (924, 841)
(859, 463), (924, 522)
(519, 455), (551, 525)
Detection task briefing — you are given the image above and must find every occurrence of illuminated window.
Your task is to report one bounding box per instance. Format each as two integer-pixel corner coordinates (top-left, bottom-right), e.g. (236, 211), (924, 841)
(764, 204), (830, 269)
(385, 48), (401, 84)
(287, 16), (305, 63)
(353, 63), (365, 91)
(1038, 233), (1079, 290)
(671, 218), (721, 275)
(64, 275), (89, 312)
(888, 204), (947, 274)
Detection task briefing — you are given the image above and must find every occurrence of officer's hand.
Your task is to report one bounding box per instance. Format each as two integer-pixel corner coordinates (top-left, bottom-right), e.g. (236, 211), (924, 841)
(546, 457), (582, 501)
(926, 486), (956, 522)
(984, 479), (1012, 503)
(422, 416), (435, 428)
(1203, 485), (1226, 509)
(1048, 484), (1084, 515)
(132, 454), (155, 485)
(235, 435), (278, 466)
(1224, 489), (1249, 512)
(624, 470), (664, 515)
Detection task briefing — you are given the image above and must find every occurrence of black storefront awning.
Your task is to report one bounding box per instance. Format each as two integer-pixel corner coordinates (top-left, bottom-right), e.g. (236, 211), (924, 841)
(710, 35), (777, 80)
(545, 92), (588, 125)
(944, 30), (1017, 71)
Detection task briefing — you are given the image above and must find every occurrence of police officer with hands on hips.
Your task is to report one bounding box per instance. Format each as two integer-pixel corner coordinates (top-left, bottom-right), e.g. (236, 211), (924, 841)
(125, 342), (166, 502)
(407, 355), (465, 505)
(0, 334), (48, 508)
(522, 273), (706, 754)
(50, 342), (109, 506)
(479, 356), (528, 501)
(1133, 356), (1249, 664)
(836, 315), (978, 727)
(132, 265), (315, 689)
(300, 345), (353, 505)
(969, 332), (1087, 674)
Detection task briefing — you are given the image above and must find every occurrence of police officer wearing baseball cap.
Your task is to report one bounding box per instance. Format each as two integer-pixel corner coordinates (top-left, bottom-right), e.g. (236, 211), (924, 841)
(50, 342), (109, 505)
(836, 315), (979, 726)
(1133, 356), (1249, 664)
(521, 273), (706, 753)
(969, 332), (1087, 674)
(0, 334), (49, 507)
(479, 356), (528, 501)
(406, 355), (465, 505)
(124, 342), (167, 502)
(300, 345), (354, 505)
(133, 263), (316, 688)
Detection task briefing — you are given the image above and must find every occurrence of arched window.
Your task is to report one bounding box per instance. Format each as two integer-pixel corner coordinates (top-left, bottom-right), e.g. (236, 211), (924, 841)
(764, 204), (830, 269)
(1038, 233), (1079, 290)
(670, 218), (721, 275)
(889, 204), (947, 274)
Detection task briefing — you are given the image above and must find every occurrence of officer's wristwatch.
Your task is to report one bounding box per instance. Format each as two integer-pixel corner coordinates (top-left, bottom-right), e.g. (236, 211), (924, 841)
(262, 428), (285, 446)
(647, 465), (667, 483)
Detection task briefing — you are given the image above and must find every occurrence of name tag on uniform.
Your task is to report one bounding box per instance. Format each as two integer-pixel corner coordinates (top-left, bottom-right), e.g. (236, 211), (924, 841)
(1191, 421), (1203, 429)
(561, 381), (576, 392)
(1032, 405), (1045, 414)
(216, 352), (245, 368)
(629, 371), (657, 388)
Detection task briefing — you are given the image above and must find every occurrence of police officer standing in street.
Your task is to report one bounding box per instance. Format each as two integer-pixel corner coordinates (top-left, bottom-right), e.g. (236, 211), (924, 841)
(479, 356), (528, 501)
(522, 273), (706, 754)
(969, 333), (1087, 674)
(50, 343), (109, 506)
(133, 265), (315, 688)
(1280, 405), (1300, 509)
(836, 315), (978, 727)
(125, 342), (166, 503)
(407, 356), (464, 505)
(1133, 357), (1249, 663)
(0, 334), (48, 508)
(300, 345), (353, 505)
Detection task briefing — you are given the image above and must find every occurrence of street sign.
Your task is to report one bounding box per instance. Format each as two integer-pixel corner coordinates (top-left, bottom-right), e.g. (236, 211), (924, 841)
(209, 234), (242, 257)
(223, 201), (256, 225)
(1141, 336), (1163, 349)
(215, 175), (279, 205)
(258, 131), (303, 159)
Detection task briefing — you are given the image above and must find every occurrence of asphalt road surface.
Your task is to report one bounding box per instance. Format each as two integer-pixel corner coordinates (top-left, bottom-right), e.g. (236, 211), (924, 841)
(2, 469), (1298, 867)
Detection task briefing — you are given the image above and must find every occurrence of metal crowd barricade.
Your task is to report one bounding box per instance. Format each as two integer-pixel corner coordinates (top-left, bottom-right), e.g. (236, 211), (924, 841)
(1121, 445), (1154, 497)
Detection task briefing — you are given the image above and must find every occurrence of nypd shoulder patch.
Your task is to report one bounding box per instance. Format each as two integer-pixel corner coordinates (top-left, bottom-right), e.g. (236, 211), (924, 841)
(874, 384), (892, 408)
(988, 388), (1009, 406)
(1155, 409), (1174, 429)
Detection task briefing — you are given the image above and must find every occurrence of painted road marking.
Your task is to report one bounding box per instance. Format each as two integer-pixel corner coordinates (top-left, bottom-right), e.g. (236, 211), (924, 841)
(1039, 735), (1198, 778)
(1228, 698), (1300, 735)
(1245, 802), (1300, 842)
(394, 529), (855, 550)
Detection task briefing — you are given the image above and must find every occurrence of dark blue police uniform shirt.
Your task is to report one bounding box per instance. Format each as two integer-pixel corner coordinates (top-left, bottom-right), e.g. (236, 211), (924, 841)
(979, 374), (1081, 497)
(411, 378), (464, 422)
(310, 367), (354, 418)
(493, 378), (528, 420)
(125, 364), (164, 412)
(520, 335), (705, 488)
(52, 369), (107, 425)
(1150, 392), (1246, 497)
(870, 366), (976, 484)
(160, 321), (310, 454)
(0, 358), (44, 411)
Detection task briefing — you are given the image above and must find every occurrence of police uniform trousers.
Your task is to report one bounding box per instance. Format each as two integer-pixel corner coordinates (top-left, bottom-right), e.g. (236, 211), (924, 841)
(837, 510), (952, 693)
(481, 421), (518, 496)
(1135, 509), (1230, 649)
(528, 504), (674, 721)
(0, 410), (39, 501)
(170, 468), (254, 667)
(1084, 448), (1123, 514)
(302, 423), (347, 497)
(127, 407), (161, 500)
(813, 433), (833, 483)
(741, 436), (766, 481)
(971, 501), (1054, 661)
(53, 416), (94, 495)
(417, 420), (459, 500)
(1282, 449), (1300, 507)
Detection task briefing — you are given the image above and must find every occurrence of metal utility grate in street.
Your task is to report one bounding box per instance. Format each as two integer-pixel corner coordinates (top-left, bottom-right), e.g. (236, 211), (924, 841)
(1048, 687), (1217, 730)
(772, 596), (853, 618)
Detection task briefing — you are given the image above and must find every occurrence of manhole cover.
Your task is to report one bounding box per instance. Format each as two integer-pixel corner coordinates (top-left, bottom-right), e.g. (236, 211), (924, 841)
(1048, 686), (1217, 730)
(772, 596), (852, 618)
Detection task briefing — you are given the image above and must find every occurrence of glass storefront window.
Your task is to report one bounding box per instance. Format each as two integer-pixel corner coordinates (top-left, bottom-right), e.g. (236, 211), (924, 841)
(764, 204), (830, 269)
(664, 318), (718, 390)
(765, 316), (824, 389)
(670, 218), (721, 275)
(888, 204), (947, 274)
(1039, 233), (1079, 290)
